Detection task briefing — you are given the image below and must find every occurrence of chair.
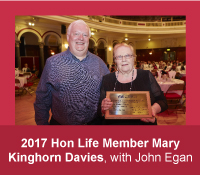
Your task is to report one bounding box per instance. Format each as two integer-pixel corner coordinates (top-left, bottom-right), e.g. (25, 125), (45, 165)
(35, 70), (39, 77)
(180, 76), (186, 84)
(151, 69), (158, 77)
(180, 76), (186, 109)
(175, 72), (181, 79)
(15, 79), (22, 98)
(168, 71), (176, 79)
(29, 74), (38, 84)
(23, 72), (31, 75)
(23, 74), (38, 95)
(23, 72), (32, 79)
(164, 84), (185, 115)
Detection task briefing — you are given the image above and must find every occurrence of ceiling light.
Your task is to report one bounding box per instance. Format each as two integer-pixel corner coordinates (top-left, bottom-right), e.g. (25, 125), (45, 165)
(125, 38), (128, 41)
(148, 38), (151, 41)
(29, 22), (35, 26)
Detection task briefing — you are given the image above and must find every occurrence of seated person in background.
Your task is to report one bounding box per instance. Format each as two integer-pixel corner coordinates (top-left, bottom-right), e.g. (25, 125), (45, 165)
(31, 65), (37, 74)
(110, 64), (116, 72)
(170, 62), (177, 71)
(175, 72), (181, 79)
(106, 62), (110, 69)
(162, 63), (166, 69)
(158, 63), (163, 69)
(152, 62), (158, 69)
(143, 62), (148, 69)
(23, 63), (31, 72)
(135, 61), (140, 69)
(98, 43), (168, 125)
(181, 66), (185, 71)
(148, 61), (152, 68)
(162, 62), (169, 75)
(140, 61), (144, 70)
(164, 62), (171, 71)
(181, 61), (186, 71)
(176, 63), (182, 72)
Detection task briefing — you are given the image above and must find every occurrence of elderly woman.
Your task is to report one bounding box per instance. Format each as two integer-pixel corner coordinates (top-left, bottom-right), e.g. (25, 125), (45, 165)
(99, 43), (167, 125)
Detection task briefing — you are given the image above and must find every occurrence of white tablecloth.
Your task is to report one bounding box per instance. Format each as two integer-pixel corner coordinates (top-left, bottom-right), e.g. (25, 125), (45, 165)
(19, 72), (32, 78)
(157, 78), (184, 95)
(144, 67), (154, 71)
(15, 77), (27, 87)
(15, 70), (19, 77)
(179, 71), (186, 78)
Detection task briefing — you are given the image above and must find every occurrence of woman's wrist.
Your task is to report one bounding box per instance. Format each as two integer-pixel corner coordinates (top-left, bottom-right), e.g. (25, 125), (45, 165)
(152, 103), (161, 115)
(101, 109), (105, 115)
(101, 103), (105, 116)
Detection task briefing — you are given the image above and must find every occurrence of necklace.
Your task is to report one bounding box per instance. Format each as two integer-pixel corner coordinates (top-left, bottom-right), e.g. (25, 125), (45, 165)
(113, 69), (134, 91)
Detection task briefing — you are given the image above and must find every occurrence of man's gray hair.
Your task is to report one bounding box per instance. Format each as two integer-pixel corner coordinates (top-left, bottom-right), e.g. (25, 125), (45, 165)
(67, 20), (91, 37)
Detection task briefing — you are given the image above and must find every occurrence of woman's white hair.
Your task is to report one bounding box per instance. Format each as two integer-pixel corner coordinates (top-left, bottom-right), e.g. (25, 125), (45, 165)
(67, 20), (91, 37)
(113, 43), (135, 57)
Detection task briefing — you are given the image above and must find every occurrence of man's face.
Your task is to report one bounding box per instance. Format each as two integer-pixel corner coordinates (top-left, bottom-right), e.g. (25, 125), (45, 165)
(67, 23), (89, 60)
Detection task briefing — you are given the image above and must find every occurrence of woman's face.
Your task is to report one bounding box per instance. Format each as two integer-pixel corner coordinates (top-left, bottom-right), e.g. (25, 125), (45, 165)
(114, 46), (135, 74)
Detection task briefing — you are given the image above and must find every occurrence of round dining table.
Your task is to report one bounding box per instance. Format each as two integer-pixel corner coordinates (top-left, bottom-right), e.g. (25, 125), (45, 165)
(156, 78), (184, 95)
(144, 67), (154, 71)
(19, 71), (32, 78)
(179, 71), (186, 78)
(15, 76), (27, 87)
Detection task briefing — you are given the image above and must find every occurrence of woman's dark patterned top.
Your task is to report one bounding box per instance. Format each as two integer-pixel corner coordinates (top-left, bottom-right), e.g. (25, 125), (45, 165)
(98, 69), (168, 125)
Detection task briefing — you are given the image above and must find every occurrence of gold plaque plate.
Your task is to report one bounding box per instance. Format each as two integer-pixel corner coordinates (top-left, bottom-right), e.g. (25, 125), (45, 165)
(105, 91), (152, 119)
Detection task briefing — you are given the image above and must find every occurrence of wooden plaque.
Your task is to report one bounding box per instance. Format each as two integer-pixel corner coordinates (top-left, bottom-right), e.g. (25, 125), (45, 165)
(105, 91), (152, 119)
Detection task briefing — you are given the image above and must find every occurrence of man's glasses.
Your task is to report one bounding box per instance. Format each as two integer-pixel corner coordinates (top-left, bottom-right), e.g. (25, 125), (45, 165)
(115, 54), (135, 60)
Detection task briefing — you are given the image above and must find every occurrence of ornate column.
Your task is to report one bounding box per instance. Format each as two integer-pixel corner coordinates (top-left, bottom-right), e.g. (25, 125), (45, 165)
(15, 41), (21, 69)
(39, 42), (45, 71)
(104, 47), (107, 63)
(94, 46), (98, 55)
(58, 43), (62, 53)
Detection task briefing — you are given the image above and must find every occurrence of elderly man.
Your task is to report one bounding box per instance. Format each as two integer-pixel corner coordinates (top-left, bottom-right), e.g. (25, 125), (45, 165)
(34, 20), (110, 125)
(23, 63), (31, 72)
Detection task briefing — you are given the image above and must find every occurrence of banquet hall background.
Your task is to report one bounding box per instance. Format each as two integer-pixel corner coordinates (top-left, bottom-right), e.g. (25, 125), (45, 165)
(15, 15), (186, 125)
